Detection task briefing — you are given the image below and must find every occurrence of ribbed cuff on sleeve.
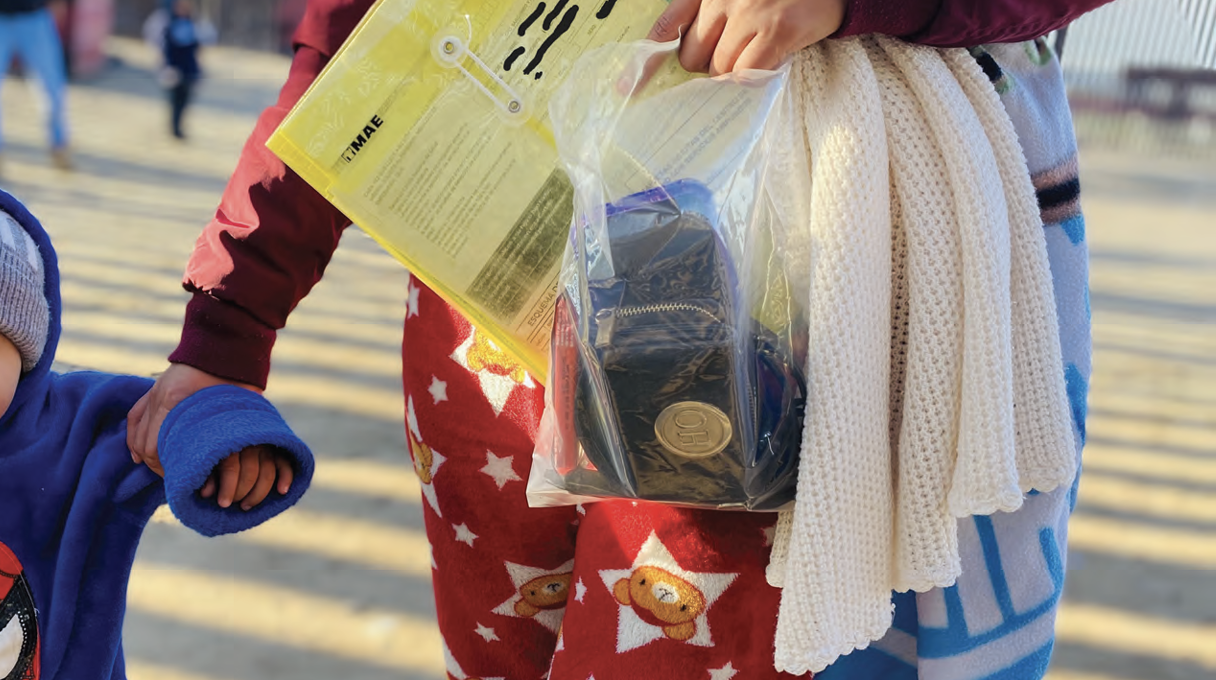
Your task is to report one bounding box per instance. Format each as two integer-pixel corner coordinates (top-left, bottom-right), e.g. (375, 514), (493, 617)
(169, 292), (277, 390)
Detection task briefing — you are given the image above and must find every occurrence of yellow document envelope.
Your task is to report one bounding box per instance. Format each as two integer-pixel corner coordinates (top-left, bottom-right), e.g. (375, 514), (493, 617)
(268, 0), (670, 381)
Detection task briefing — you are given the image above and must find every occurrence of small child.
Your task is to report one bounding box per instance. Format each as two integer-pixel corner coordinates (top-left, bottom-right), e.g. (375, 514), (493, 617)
(156, 0), (214, 139)
(0, 188), (314, 679)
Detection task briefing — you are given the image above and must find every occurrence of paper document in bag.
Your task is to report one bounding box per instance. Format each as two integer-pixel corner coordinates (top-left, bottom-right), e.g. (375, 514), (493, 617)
(266, 0), (671, 382)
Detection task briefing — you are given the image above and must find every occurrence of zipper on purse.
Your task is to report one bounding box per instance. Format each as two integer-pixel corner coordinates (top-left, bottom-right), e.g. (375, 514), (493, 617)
(594, 303), (719, 348)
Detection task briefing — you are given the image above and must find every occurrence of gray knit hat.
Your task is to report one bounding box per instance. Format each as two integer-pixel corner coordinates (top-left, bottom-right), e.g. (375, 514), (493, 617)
(0, 209), (49, 372)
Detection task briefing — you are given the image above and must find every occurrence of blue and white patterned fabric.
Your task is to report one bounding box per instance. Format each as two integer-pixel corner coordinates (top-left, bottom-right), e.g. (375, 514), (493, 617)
(818, 38), (1091, 680)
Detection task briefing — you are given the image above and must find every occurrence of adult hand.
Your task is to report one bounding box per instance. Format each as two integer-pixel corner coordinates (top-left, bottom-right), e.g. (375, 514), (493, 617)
(127, 362), (262, 477)
(648, 0), (847, 75)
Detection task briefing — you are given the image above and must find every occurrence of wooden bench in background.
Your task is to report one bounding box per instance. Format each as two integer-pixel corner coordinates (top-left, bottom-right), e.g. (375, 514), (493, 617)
(1125, 66), (1216, 121)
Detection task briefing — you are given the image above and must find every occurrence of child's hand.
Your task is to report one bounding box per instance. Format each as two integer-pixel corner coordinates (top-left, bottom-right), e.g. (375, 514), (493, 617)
(199, 445), (294, 511)
(649, 0), (846, 75)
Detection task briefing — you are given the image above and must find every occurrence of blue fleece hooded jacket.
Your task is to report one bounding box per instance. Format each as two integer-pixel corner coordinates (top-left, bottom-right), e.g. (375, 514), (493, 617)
(0, 189), (315, 680)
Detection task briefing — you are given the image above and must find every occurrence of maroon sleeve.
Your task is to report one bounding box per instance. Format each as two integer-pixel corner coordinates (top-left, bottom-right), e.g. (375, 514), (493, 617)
(168, 0), (376, 389)
(836, 0), (1116, 47)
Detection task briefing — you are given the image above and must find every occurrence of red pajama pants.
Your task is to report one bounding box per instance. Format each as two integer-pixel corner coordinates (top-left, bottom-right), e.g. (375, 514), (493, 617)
(402, 276), (809, 680)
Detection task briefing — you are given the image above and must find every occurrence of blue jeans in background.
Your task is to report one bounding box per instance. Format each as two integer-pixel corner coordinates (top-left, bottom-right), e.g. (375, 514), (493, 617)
(0, 8), (69, 150)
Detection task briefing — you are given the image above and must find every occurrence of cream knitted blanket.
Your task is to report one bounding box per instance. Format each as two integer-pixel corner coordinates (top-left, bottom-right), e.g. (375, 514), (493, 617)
(764, 36), (1078, 675)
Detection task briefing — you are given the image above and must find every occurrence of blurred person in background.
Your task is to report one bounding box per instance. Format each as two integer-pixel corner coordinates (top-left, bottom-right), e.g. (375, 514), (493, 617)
(0, 0), (72, 172)
(144, 0), (214, 140)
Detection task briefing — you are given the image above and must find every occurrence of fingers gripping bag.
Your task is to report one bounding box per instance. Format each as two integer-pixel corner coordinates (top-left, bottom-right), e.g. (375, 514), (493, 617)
(527, 41), (812, 511)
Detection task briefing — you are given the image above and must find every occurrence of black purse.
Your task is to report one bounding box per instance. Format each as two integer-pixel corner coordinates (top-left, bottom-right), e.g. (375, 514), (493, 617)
(561, 182), (804, 510)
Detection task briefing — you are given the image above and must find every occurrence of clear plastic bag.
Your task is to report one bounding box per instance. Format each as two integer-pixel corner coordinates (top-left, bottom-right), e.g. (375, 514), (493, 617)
(527, 40), (810, 511)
